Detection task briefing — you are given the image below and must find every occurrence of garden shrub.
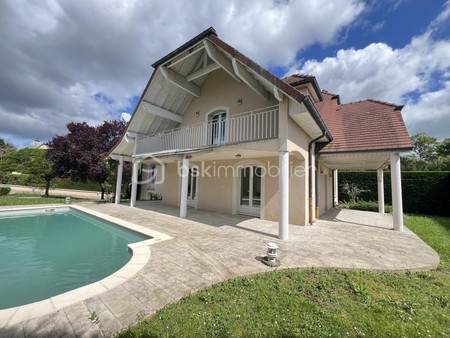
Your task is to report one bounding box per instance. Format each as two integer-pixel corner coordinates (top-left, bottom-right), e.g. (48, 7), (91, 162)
(338, 171), (450, 216)
(339, 200), (392, 213)
(0, 187), (11, 196)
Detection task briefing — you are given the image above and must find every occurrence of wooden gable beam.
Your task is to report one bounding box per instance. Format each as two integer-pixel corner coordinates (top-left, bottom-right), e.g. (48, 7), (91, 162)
(142, 100), (183, 123)
(160, 66), (200, 97)
(273, 87), (284, 102)
(203, 40), (241, 83)
(186, 63), (221, 82)
(232, 58), (269, 100)
(166, 45), (205, 68)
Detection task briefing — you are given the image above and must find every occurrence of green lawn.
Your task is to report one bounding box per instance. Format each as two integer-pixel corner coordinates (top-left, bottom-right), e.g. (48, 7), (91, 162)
(0, 193), (88, 206)
(118, 215), (450, 338)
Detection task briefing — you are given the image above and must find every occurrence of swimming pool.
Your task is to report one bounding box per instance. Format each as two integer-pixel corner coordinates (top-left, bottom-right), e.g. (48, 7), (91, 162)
(0, 206), (157, 310)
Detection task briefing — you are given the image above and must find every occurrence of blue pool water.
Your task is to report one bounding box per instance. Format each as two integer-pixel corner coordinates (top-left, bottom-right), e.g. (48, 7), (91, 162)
(0, 208), (150, 309)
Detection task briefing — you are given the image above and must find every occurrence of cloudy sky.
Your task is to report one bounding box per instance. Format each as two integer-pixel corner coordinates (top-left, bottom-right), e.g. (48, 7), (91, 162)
(0, 0), (449, 147)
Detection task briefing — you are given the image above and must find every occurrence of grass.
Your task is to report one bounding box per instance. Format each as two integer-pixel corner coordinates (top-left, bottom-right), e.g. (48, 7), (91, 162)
(0, 193), (88, 206)
(117, 215), (450, 338)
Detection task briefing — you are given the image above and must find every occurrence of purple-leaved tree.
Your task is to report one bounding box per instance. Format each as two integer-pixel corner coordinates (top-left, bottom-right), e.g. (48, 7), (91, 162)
(47, 120), (126, 199)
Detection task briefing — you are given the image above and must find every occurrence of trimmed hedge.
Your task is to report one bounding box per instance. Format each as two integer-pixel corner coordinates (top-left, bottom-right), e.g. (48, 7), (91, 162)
(338, 171), (450, 216)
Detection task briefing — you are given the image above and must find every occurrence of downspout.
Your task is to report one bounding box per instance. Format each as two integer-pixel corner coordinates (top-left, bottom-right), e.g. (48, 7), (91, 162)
(308, 131), (327, 224)
(315, 155), (319, 219)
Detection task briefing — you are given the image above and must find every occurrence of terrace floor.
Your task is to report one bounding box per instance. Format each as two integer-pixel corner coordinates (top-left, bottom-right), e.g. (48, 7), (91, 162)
(0, 202), (439, 337)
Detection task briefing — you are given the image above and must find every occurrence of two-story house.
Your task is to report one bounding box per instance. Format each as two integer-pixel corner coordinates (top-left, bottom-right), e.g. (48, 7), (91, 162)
(109, 27), (412, 240)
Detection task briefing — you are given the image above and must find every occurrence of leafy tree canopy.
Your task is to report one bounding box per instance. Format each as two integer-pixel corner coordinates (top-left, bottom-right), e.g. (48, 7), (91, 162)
(412, 133), (438, 161)
(0, 147), (54, 195)
(46, 120), (126, 198)
(437, 138), (450, 157)
(403, 133), (450, 171)
(0, 138), (15, 161)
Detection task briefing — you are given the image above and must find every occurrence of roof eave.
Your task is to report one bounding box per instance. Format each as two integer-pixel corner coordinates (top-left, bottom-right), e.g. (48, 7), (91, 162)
(319, 146), (413, 155)
(152, 27), (217, 68)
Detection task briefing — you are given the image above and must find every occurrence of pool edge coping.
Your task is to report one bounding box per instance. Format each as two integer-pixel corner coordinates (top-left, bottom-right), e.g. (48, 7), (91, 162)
(0, 204), (173, 327)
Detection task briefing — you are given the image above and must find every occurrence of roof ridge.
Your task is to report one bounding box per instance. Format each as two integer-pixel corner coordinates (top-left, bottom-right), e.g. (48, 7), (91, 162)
(322, 89), (339, 96)
(366, 98), (403, 110)
(340, 99), (403, 110)
(283, 73), (315, 79)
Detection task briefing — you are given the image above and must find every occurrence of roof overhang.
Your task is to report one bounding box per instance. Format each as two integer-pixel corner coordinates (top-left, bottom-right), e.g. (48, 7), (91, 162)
(319, 148), (411, 170)
(109, 27), (332, 159)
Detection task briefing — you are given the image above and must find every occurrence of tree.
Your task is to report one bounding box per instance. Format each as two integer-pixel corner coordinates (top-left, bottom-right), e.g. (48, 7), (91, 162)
(437, 138), (450, 157)
(411, 133), (438, 162)
(46, 120), (126, 199)
(0, 138), (15, 162)
(0, 148), (54, 196)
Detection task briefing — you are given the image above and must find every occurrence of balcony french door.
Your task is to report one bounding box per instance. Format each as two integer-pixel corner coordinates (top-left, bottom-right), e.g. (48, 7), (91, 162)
(208, 110), (227, 145)
(238, 166), (262, 217)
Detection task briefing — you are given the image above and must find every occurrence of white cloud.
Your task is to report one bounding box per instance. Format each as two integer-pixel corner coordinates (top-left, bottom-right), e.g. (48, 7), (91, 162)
(294, 3), (450, 140)
(121, 112), (132, 123)
(402, 81), (450, 140)
(0, 0), (364, 145)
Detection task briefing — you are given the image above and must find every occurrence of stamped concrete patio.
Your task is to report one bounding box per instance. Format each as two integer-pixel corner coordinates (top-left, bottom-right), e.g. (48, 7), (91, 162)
(0, 202), (439, 337)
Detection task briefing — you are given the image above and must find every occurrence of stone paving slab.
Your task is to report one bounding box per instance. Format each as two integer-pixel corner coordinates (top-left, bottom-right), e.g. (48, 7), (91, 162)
(0, 202), (440, 337)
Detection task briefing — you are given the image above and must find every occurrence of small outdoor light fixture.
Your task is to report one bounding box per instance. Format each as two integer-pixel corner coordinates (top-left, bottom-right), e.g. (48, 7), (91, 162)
(65, 197), (71, 204)
(262, 242), (280, 267)
(195, 111), (200, 117)
(237, 98), (242, 105)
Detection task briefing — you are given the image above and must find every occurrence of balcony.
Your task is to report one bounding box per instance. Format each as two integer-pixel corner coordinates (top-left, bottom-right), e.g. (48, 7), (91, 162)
(136, 106), (279, 155)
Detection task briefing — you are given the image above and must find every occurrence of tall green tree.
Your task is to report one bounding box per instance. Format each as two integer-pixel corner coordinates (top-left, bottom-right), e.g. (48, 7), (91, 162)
(411, 133), (438, 162)
(437, 138), (450, 157)
(46, 120), (126, 199)
(0, 138), (15, 162)
(0, 148), (54, 196)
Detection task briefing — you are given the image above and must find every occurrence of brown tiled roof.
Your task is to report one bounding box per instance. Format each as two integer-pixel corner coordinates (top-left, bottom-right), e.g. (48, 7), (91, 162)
(283, 74), (315, 85)
(282, 74), (323, 101)
(317, 91), (413, 153)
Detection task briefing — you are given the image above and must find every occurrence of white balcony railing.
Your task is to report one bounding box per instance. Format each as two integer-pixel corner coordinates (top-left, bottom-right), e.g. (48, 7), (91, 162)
(136, 106), (279, 155)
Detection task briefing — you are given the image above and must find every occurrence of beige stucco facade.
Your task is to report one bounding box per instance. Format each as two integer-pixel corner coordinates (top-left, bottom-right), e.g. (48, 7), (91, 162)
(112, 29), (411, 238)
(132, 66), (333, 226)
(179, 69), (279, 128)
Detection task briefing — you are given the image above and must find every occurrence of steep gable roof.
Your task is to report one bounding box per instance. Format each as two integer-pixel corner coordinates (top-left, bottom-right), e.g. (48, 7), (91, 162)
(316, 91), (413, 153)
(109, 28), (332, 158)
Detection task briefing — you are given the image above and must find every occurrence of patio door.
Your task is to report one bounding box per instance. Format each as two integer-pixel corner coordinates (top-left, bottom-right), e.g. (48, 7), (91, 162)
(208, 110), (227, 145)
(238, 166), (262, 217)
(187, 167), (198, 207)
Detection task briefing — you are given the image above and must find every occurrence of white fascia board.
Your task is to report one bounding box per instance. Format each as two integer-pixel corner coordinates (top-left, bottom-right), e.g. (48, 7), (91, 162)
(109, 154), (133, 162)
(142, 101), (183, 124)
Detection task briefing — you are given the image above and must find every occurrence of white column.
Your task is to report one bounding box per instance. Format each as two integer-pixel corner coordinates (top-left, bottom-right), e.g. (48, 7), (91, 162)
(279, 151), (289, 240)
(333, 170), (338, 207)
(390, 153), (404, 231)
(179, 156), (190, 218)
(115, 156), (124, 205)
(130, 159), (140, 208)
(377, 168), (385, 214)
